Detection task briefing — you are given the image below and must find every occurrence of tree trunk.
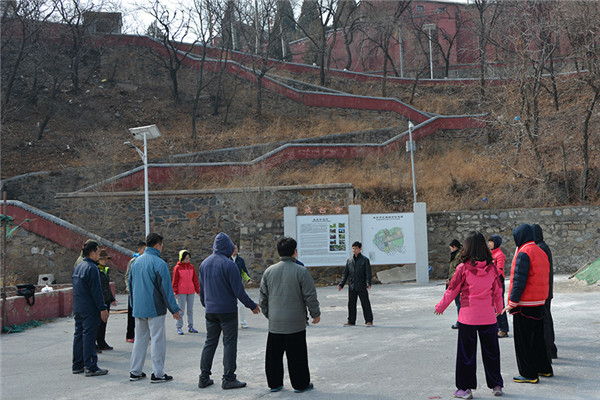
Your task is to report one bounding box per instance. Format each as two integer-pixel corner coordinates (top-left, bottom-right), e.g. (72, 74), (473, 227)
(580, 87), (600, 201)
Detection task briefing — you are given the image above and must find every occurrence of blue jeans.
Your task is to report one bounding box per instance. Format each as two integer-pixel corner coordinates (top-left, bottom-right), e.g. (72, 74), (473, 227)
(72, 312), (101, 371)
(200, 312), (238, 381)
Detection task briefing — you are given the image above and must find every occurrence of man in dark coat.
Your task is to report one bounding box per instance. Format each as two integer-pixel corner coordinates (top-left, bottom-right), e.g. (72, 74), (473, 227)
(533, 224), (558, 361)
(72, 241), (109, 376)
(338, 241), (373, 326)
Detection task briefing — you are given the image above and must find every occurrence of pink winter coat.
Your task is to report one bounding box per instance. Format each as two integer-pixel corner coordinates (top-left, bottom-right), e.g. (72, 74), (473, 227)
(491, 247), (506, 279)
(435, 260), (503, 325)
(172, 262), (200, 295)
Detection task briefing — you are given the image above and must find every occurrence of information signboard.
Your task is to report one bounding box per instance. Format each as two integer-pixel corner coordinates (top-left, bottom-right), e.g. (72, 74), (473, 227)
(361, 213), (416, 265)
(296, 215), (350, 267)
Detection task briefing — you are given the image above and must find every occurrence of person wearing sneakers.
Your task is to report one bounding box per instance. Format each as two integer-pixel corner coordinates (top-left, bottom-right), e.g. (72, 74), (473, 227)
(197, 233), (260, 390)
(72, 241), (109, 377)
(232, 244), (253, 329)
(435, 231), (504, 399)
(338, 241), (373, 327)
(260, 237), (320, 393)
(502, 224), (553, 384)
(488, 235), (509, 338)
(129, 233), (181, 383)
(172, 250), (200, 335)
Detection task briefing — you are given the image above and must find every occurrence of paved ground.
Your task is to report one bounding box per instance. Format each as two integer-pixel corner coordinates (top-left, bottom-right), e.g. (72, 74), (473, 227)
(1, 275), (599, 400)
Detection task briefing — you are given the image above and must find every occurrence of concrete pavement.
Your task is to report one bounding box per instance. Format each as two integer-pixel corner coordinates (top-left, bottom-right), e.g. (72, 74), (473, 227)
(1, 275), (599, 400)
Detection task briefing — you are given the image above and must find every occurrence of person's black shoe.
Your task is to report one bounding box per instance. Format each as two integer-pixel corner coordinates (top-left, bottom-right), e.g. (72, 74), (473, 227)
(129, 372), (147, 381)
(99, 345), (113, 351)
(72, 368), (84, 374)
(222, 379), (247, 389)
(294, 383), (314, 393)
(84, 368), (108, 377)
(513, 375), (539, 383)
(538, 372), (554, 377)
(151, 373), (173, 383)
(198, 377), (214, 388)
(451, 323), (459, 329)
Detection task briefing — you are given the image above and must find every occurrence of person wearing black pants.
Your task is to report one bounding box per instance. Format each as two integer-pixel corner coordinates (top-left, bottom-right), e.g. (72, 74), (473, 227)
(504, 224), (553, 384)
(533, 224), (558, 360)
(96, 249), (116, 351)
(260, 237), (320, 393)
(511, 305), (552, 380)
(456, 324), (503, 390)
(266, 331), (310, 390)
(125, 241), (146, 343)
(338, 241), (373, 326)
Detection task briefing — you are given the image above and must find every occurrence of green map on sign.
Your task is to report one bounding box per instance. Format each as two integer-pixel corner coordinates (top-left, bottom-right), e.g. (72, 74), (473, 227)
(373, 227), (405, 253)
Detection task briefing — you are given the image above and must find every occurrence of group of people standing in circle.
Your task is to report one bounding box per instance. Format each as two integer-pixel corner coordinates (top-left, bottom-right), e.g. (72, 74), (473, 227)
(437, 223), (557, 399)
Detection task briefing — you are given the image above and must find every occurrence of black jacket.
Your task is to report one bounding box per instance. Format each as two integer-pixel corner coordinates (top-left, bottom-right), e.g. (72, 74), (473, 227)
(98, 266), (116, 304)
(339, 253), (372, 291)
(533, 224), (554, 299)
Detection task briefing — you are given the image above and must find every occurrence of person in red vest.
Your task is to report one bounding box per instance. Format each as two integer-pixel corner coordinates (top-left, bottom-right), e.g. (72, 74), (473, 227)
(503, 224), (553, 384)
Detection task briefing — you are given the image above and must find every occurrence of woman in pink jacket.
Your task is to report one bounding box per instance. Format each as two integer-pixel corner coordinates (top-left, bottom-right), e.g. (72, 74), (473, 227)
(435, 231), (504, 399)
(172, 250), (200, 335)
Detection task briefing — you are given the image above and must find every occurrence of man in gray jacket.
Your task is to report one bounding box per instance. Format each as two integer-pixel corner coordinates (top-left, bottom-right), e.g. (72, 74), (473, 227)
(259, 237), (320, 393)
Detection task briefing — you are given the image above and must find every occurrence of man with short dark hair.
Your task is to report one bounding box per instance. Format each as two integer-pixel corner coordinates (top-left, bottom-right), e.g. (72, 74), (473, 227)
(72, 240), (109, 377)
(338, 241), (373, 326)
(198, 233), (260, 390)
(129, 233), (181, 383)
(260, 237), (320, 393)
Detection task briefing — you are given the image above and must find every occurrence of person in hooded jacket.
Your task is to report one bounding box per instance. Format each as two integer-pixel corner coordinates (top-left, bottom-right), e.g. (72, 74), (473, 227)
(96, 249), (116, 351)
(435, 231), (504, 399)
(197, 233), (260, 391)
(172, 250), (200, 335)
(447, 239), (463, 329)
(502, 224), (552, 384)
(532, 224), (557, 361)
(488, 235), (509, 338)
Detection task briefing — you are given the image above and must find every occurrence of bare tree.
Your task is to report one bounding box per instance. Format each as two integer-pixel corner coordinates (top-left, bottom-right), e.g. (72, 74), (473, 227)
(144, 1), (198, 103)
(359, 1), (410, 96)
(433, 6), (466, 78)
(472, 0), (502, 100)
(560, 2), (600, 201)
(333, 0), (361, 71)
(294, 0), (336, 86)
(1, 0), (55, 113)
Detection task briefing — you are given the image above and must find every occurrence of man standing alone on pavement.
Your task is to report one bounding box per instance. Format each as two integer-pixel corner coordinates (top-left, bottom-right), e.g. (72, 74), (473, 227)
(503, 224), (553, 384)
(260, 237), (320, 393)
(129, 233), (181, 383)
(338, 241), (373, 326)
(198, 233), (260, 390)
(72, 240), (109, 376)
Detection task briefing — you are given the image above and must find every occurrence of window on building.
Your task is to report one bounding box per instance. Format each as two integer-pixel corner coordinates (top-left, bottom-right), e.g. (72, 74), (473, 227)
(417, 5), (424, 13)
(438, 7), (446, 13)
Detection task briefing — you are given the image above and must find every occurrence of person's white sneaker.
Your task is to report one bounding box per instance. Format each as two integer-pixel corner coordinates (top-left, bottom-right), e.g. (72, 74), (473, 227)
(240, 321), (248, 329)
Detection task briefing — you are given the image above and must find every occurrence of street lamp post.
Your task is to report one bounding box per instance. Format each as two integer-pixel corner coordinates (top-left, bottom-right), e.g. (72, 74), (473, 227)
(423, 23), (436, 80)
(125, 124), (162, 238)
(406, 121), (417, 205)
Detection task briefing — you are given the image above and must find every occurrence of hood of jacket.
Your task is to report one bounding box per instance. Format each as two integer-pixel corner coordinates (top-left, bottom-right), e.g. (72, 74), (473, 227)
(212, 232), (235, 257)
(513, 224), (535, 247)
(464, 259), (495, 275)
(532, 224), (544, 244)
(179, 249), (190, 262)
(489, 235), (502, 250)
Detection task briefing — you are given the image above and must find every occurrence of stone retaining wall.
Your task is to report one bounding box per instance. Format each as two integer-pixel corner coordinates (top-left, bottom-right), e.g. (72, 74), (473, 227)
(427, 206), (600, 278)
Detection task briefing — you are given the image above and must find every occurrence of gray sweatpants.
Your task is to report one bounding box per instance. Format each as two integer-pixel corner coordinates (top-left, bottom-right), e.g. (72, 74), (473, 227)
(130, 315), (167, 378)
(176, 294), (195, 330)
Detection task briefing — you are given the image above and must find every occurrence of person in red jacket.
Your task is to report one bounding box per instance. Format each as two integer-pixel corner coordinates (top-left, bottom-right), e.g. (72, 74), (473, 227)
(488, 235), (509, 338)
(502, 224), (552, 384)
(435, 231), (504, 399)
(172, 250), (200, 335)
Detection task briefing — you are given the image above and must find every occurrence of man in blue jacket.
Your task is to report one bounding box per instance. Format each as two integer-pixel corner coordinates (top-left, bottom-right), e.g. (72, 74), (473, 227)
(129, 233), (181, 383)
(72, 240), (109, 376)
(198, 233), (260, 390)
